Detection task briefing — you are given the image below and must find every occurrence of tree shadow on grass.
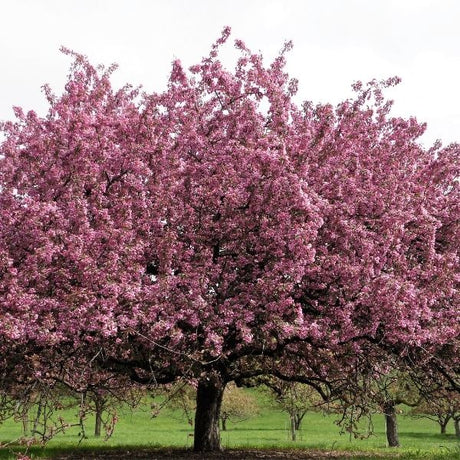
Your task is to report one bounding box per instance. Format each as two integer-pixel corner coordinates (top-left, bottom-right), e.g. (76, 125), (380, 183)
(402, 431), (458, 440)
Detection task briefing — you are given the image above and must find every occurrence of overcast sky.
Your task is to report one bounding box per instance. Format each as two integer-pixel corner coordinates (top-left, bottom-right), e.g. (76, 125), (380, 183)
(1, 0), (459, 146)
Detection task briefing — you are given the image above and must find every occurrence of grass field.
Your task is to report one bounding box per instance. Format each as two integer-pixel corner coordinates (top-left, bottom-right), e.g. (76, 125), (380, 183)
(0, 389), (458, 459)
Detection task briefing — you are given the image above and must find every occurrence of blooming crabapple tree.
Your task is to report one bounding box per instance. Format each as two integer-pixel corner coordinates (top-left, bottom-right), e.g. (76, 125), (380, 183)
(0, 35), (322, 450)
(0, 28), (459, 451)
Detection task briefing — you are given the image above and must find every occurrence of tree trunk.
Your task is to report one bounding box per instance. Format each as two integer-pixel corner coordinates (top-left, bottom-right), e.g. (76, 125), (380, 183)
(440, 421), (448, 434)
(94, 394), (104, 437)
(21, 412), (29, 437)
(454, 418), (459, 438)
(294, 412), (305, 431)
(78, 391), (88, 439)
(383, 401), (400, 447)
(32, 397), (44, 436)
(290, 414), (297, 441)
(221, 416), (227, 431)
(194, 373), (226, 452)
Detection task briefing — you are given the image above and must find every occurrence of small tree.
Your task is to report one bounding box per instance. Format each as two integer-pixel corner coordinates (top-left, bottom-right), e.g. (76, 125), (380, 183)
(220, 384), (259, 431)
(411, 388), (460, 435)
(325, 355), (424, 448)
(366, 371), (421, 447)
(76, 378), (144, 439)
(12, 382), (78, 444)
(262, 378), (321, 441)
(164, 382), (196, 427)
(454, 413), (460, 439)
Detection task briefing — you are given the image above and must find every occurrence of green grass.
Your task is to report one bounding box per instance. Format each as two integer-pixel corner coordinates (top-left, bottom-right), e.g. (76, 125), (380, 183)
(0, 390), (458, 459)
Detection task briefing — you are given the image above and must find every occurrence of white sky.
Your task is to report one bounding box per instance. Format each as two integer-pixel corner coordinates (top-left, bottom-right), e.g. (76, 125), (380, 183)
(1, 0), (459, 147)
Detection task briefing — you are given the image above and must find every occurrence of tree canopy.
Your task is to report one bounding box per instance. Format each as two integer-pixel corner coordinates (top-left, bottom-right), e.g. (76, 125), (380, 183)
(1, 28), (459, 451)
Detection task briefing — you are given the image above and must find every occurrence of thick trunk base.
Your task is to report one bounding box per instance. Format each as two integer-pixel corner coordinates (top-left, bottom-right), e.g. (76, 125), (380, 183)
(193, 373), (225, 452)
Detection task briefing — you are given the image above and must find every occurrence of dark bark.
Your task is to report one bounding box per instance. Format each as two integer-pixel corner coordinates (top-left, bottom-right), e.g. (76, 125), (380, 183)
(440, 421), (448, 434)
(383, 401), (400, 447)
(294, 412), (306, 431)
(221, 416), (227, 431)
(194, 373), (226, 452)
(21, 412), (29, 437)
(78, 391), (88, 439)
(32, 396), (44, 436)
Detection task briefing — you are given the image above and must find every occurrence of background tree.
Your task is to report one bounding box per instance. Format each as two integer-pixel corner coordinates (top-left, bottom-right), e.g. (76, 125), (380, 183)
(75, 377), (143, 438)
(164, 382), (196, 427)
(220, 384), (259, 431)
(455, 412), (460, 438)
(411, 387), (460, 436)
(262, 378), (322, 441)
(372, 372), (421, 448)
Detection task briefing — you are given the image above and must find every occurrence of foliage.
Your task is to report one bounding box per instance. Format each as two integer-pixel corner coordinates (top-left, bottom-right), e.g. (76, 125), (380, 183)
(261, 378), (323, 440)
(220, 383), (259, 430)
(0, 27), (459, 450)
(411, 387), (460, 436)
(162, 382), (196, 426)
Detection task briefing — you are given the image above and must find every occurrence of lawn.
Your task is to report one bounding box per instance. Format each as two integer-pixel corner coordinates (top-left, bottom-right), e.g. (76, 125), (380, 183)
(0, 389), (458, 459)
